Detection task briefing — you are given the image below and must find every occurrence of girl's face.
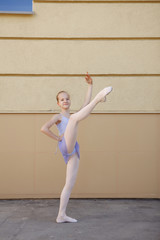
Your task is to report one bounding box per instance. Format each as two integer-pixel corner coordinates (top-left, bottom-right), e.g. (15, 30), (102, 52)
(57, 92), (71, 110)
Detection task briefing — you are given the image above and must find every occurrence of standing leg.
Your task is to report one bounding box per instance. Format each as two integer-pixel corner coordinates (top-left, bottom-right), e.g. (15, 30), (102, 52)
(64, 86), (113, 154)
(56, 153), (79, 223)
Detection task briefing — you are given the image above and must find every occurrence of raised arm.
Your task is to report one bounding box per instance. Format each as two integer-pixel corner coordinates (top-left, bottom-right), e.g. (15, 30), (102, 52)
(81, 72), (93, 109)
(40, 114), (62, 141)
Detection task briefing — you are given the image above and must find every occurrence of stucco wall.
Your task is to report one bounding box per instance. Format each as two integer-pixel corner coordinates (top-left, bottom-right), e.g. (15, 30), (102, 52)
(0, 0), (160, 198)
(0, 113), (159, 199)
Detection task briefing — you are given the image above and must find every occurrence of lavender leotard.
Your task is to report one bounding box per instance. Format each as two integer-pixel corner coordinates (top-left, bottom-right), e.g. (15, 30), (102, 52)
(56, 115), (80, 164)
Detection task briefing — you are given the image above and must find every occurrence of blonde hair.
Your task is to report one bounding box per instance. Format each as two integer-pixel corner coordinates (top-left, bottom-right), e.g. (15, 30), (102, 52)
(56, 91), (70, 102)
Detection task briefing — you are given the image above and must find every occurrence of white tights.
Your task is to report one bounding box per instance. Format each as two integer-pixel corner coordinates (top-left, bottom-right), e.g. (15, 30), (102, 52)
(56, 153), (79, 223)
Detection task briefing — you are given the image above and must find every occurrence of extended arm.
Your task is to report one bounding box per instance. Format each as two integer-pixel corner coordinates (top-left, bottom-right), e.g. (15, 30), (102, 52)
(81, 72), (93, 109)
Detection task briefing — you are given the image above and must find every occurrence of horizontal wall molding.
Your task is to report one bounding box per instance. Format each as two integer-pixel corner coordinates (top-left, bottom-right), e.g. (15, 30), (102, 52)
(1, 110), (160, 113)
(34, 0), (160, 3)
(1, 37), (160, 41)
(0, 74), (160, 77)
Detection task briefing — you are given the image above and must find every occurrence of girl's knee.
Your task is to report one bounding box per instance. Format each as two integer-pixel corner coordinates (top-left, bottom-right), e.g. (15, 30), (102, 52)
(64, 181), (75, 192)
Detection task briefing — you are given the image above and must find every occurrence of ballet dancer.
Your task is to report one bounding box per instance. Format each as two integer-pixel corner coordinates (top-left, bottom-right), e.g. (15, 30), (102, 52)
(41, 72), (113, 223)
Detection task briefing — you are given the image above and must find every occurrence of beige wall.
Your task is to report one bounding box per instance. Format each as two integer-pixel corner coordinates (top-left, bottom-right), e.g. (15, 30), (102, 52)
(0, 113), (159, 199)
(0, 0), (160, 198)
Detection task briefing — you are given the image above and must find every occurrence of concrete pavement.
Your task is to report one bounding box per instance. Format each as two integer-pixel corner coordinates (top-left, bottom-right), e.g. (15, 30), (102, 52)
(0, 199), (160, 240)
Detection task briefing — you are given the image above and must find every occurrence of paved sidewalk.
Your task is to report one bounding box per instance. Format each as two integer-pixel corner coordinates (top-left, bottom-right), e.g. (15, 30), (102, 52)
(0, 199), (160, 240)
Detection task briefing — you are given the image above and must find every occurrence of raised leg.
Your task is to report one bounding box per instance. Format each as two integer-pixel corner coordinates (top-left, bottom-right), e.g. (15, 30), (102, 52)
(56, 153), (79, 223)
(64, 86), (113, 154)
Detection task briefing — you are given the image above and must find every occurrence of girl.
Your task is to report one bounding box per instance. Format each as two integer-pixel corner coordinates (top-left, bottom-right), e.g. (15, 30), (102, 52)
(41, 73), (113, 223)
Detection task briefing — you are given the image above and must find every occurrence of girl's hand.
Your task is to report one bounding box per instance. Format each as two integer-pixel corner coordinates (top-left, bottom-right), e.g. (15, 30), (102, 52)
(57, 134), (64, 142)
(85, 72), (93, 85)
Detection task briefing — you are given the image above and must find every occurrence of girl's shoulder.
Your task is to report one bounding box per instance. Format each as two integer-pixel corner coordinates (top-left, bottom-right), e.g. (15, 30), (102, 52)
(54, 113), (62, 125)
(53, 113), (61, 119)
(47, 113), (61, 125)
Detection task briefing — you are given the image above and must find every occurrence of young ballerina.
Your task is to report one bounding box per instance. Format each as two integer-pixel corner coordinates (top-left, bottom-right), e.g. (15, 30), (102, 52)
(41, 73), (113, 223)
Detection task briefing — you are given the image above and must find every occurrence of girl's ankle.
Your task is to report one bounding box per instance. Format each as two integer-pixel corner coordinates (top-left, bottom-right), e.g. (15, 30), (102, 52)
(57, 213), (66, 218)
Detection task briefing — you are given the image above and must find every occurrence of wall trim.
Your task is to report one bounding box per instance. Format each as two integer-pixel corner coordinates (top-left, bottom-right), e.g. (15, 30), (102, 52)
(0, 74), (160, 77)
(34, 0), (160, 4)
(0, 37), (160, 41)
(0, 111), (160, 113)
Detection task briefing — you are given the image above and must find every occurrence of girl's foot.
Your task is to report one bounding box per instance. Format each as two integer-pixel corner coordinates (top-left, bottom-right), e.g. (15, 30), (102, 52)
(56, 215), (78, 223)
(96, 86), (113, 103)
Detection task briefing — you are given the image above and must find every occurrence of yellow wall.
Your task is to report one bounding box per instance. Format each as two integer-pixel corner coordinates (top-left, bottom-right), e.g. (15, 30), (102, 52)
(0, 0), (160, 198)
(1, 76), (160, 113)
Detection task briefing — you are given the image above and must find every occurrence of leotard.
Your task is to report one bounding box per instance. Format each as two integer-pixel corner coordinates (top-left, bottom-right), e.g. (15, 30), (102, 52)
(56, 114), (80, 164)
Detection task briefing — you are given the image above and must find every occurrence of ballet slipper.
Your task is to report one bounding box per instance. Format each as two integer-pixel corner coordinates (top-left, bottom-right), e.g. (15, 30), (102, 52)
(56, 215), (78, 223)
(97, 86), (113, 103)
(104, 86), (113, 96)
